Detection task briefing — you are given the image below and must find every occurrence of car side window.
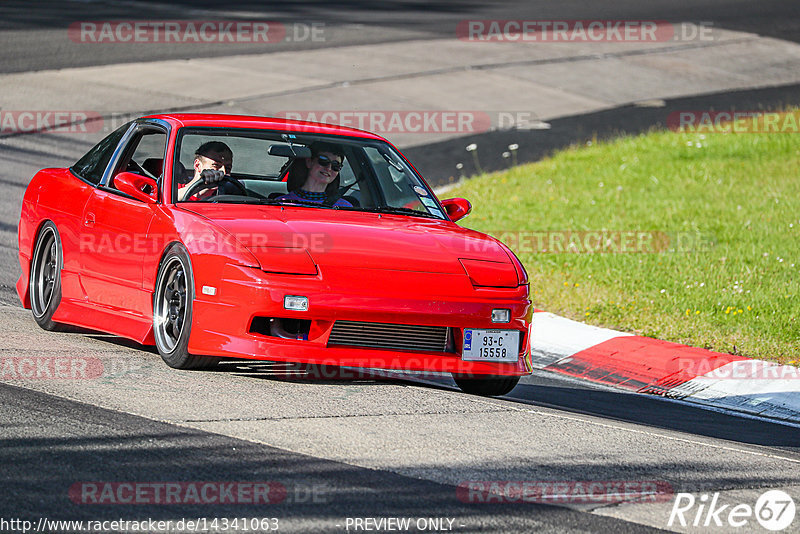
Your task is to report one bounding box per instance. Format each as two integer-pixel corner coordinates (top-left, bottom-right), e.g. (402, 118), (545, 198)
(70, 123), (130, 185)
(109, 129), (167, 189)
(130, 132), (168, 178)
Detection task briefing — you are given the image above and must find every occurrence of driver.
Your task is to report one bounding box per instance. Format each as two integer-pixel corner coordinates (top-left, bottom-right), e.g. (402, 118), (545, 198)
(177, 141), (233, 201)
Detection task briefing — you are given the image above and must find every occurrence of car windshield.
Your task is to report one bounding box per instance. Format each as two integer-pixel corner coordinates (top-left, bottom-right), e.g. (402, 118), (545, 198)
(173, 128), (447, 220)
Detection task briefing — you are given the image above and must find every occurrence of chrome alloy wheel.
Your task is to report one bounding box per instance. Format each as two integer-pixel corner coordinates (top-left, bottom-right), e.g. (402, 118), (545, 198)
(154, 256), (189, 353)
(30, 225), (59, 319)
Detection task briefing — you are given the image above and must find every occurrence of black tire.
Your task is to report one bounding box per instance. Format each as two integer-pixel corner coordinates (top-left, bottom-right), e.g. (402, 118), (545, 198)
(453, 374), (520, 396)
(153, 244), (218, 370)
(29, 221), (66, 331)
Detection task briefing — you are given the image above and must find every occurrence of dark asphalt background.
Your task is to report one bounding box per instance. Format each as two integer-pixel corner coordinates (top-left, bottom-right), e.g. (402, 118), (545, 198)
(2, 0), (800, 73)
(0, 381), (667, 533)
(3, 373), (798, 532)
(3, 1), (799, 183)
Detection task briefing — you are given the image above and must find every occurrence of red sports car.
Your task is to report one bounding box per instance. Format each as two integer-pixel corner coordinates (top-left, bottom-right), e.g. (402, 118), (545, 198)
(17, 114), (532, 396)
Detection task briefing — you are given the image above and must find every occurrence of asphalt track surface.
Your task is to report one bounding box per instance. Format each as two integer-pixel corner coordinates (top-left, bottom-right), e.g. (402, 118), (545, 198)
(2, 0), (799, 73)
(0, 336), (798, 532)
(2, 2), (800, 532)
(0, 381), (659, 533)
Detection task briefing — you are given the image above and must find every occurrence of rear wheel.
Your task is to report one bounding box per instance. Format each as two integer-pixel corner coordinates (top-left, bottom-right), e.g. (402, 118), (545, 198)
(153, 245), (218, 370)
(453, 374), (520, 396)
(29, 222), (65, 331)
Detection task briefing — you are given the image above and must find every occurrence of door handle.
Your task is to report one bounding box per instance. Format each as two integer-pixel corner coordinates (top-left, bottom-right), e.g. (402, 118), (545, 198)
(84, 212), (95, 228)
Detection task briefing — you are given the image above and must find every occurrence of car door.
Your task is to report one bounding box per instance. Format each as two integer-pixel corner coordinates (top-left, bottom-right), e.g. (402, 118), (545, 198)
(79, 124), (166, 316)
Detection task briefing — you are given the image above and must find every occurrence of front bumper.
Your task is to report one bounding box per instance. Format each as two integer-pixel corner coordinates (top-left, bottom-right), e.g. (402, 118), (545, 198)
(188, 263), (532, 376)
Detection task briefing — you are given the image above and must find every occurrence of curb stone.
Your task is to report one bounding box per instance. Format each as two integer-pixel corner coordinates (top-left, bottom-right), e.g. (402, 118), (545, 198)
(531, 311), (800, 423)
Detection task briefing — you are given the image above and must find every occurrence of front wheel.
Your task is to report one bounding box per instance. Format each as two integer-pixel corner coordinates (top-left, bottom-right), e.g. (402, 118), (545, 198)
(453, 374), (520, 396)
(153, 245), (218, 370)
(29, 221), (65, 331)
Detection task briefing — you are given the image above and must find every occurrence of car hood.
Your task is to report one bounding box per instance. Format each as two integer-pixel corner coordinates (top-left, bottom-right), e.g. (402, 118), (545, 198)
(180, 204), (513, 274)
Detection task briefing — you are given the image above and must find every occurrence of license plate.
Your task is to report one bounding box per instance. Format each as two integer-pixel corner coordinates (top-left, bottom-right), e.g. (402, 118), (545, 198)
(462, 329), (520, 362)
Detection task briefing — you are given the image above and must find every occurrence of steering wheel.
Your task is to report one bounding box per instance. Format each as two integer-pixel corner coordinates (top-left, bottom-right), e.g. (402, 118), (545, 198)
(181, 175), (248, 200)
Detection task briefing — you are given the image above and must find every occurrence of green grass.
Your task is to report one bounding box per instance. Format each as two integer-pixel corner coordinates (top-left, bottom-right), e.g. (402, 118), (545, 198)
(447, 128), (800, 365)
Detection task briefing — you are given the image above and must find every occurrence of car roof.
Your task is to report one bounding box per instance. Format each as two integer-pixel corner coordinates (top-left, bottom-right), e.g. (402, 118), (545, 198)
(144, 113), (386, 141)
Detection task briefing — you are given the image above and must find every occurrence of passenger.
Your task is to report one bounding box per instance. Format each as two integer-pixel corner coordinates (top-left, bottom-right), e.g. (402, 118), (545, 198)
(178, 141), (233, 201)
(278, 142), (352, 207)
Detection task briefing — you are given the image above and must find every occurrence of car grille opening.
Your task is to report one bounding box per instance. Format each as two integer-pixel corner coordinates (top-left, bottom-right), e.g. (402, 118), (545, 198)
(250, 317), (311, 340)
(328, 321), (451, 352)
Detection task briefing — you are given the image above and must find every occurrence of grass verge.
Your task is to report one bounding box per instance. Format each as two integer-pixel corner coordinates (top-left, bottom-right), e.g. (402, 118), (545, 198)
(446, 127), (800, 365)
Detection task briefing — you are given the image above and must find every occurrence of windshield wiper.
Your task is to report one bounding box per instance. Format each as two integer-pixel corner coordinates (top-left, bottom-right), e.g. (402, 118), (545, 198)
(201, 195), (269, 204)
(366, 205), (441, 219)
(275, 198), (338, 209)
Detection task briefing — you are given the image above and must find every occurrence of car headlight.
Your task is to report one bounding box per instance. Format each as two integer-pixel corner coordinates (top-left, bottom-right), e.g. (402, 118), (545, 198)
(248, 247), (318, 275)
(459, 258), (519, 288)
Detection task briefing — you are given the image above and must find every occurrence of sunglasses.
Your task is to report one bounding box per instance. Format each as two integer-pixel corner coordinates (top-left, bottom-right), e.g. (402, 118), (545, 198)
(316, 155), (343, 172)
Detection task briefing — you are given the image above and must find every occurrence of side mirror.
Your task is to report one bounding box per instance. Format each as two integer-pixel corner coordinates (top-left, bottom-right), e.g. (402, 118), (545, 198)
(115, 172), (158, 204)
(440, 197), (472, 222)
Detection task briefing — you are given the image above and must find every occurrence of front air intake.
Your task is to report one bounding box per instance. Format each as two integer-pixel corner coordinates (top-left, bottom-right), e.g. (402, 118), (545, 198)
(328, 321), (450, 352)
